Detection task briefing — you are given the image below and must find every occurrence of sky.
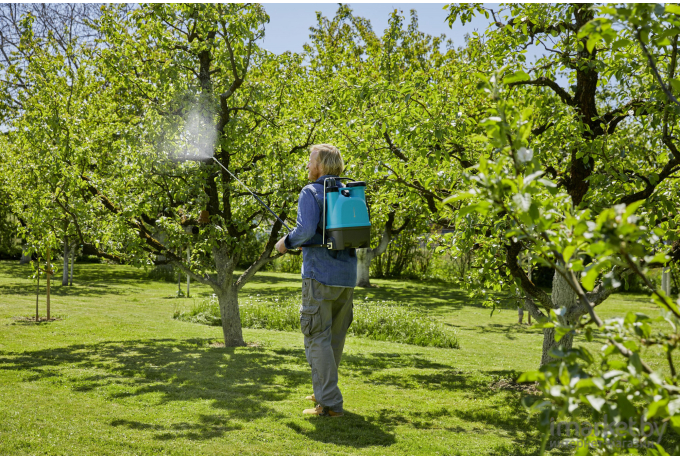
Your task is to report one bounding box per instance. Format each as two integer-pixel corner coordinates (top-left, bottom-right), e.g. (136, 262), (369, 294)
(259, 2), (497, 54)
(258, 2), (561, 83)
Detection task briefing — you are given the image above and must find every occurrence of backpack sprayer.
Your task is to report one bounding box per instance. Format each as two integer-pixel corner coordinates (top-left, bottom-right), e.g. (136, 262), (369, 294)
(313, 176), (371, 250)
(208, 157), (371, 251)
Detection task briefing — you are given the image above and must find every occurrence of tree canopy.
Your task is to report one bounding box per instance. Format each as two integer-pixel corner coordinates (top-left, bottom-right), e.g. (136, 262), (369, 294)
(1, 4), (679, 453)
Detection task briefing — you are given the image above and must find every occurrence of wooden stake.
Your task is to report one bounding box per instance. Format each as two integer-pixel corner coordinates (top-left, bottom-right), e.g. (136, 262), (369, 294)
(186, 247), (191, 298)
(36, 261), (40, 322)
(46, 247), (51, 321)
(69, 243), (75, 286)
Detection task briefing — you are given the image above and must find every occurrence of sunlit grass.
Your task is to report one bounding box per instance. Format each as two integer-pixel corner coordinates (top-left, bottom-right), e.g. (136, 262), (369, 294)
(174, 294), (458, 348)
(0, 261), (676, 455)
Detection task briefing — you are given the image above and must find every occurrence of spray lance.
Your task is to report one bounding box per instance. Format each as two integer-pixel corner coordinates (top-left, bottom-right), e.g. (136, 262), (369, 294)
(173, 108), (369, 248)
(208, 158), (371, 250)
(176, 150), (371, 249)
(210, 156), (292, 233)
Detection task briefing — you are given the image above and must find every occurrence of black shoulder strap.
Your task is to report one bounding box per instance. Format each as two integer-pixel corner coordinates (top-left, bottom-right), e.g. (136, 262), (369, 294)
(299, 184), (326, 248)
(310, 184), (323, 231)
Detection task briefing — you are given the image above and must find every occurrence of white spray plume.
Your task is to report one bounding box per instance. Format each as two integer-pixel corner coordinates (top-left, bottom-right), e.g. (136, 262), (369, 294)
(180, 106), (217, 160)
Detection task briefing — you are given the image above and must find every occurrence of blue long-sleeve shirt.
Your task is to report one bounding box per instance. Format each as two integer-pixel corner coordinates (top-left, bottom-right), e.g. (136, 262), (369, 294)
(285, 175), (357, 287)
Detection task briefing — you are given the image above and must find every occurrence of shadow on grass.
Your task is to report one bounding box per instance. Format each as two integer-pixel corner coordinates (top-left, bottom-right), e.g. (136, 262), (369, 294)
(111, 415), (243, 441)
(0, 282), (141, 298)
(341, 352), (453, 376)
(0, 338), (560, 452)
(8, 318), (59, 327)
(355, 281), (483, 313)
(0, 338), (394, 447)
(0, 262), (147, 297)
(286, 412), (397, 447)
(244, 273), (302, 285)
(450, 322), (544, 341)
(340, 358), (545, 453)
(237, 273), (483, 315)
(611, 293), (657, 304)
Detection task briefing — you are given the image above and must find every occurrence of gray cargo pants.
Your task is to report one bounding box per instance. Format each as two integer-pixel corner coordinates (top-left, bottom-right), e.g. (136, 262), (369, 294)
(300, 278), (354, 413)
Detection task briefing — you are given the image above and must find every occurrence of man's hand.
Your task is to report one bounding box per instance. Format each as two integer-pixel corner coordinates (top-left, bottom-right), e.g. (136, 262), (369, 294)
(275, 235), (288, 254)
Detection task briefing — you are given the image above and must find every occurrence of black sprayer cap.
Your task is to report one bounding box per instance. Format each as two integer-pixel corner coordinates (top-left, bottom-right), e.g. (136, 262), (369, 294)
(346, 181), (366, 187)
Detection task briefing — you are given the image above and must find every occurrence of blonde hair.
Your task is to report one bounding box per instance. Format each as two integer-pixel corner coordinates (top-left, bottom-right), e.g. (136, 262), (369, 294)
(311, 144), (344, 176)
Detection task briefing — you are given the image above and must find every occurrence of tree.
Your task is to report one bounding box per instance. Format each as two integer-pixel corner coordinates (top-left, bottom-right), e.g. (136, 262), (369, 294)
(0, 3), (116, 280)
(0, 180), (20, 258)
(79, 4), (322, 346)
(0, 9), (101, 288)
(304, 5), (487, 287)
(446, 60), (679, 452)
(446, 3), (680, 365)
(0, 3), (104, 116)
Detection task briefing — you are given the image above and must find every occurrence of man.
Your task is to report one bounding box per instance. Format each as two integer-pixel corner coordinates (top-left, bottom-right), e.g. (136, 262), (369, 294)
(275, 144), (357, 418)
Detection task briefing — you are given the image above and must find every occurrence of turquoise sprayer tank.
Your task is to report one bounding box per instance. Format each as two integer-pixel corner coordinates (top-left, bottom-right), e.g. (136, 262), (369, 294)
(322, 178), (371, 250)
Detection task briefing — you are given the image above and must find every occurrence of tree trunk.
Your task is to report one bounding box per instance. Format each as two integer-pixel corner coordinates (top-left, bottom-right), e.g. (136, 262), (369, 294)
(524, 255), (533, 325)
(69, 242), (75, 286)
(541, 327), (575, 365)
(46, 247), (51, 320)
(62, 237), (69, 286)
(186, 247), (191, 298)
(36, 263), (40, 321)
(20, 244), (31, 264)
(354, 212), (410, 288)
(540, 270), (578, 366)
(213, 244), (246, 347)
(662, 267), (671, 296)
(216, 286), (245, 347)
(356, 248), (374, 287)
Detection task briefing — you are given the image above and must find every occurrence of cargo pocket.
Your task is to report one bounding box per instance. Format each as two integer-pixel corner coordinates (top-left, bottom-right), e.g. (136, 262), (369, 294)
(300, 304), (320, 337)
(302, 279), (312, 305)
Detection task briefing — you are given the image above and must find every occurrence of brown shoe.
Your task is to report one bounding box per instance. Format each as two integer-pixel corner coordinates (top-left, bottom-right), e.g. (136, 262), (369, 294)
(305, 394), (316, 402)
(302, 404), (343, 417)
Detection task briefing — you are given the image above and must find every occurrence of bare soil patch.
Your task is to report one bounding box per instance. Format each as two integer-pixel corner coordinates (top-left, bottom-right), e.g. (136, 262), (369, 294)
(489, 378), (541, 395)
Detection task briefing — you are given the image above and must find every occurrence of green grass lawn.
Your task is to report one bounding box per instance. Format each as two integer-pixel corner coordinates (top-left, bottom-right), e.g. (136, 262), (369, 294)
(0, 261), (675, 455)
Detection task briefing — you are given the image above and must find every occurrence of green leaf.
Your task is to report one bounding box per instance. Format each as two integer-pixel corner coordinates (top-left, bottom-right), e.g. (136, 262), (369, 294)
(612, 38), (632, 50)
(668, 398), (680, 416)
(523, 170), (544, 186)
(628, 352), (643, 374)
(617, 394), (637, 418)
(647, 399), (669, 419)
(671, 78), (680, 93)
(670, 415), (680, 434)
(444, 191), (475, 203)
(554, 326), (572, 343)
(585, 327), (593, 342)
(503, 70), (530, 84)
(587, 37), (597, 54)
(582, 266), (600, 291)
(623, 200), (644, 220)
(586, 394), (605, 412)
(652, 292), (680, 316)
(666, 4), (680, 15)
(518, 370), (542, 383)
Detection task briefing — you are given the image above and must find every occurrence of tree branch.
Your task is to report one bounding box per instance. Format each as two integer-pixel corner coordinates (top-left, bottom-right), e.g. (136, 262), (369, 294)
(506, 240), (555, 313)
(508, 77), (575, 106)
(618, 136), (680, 205)
(235, 209), (288, 291)
(635, 27), (680, 108)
